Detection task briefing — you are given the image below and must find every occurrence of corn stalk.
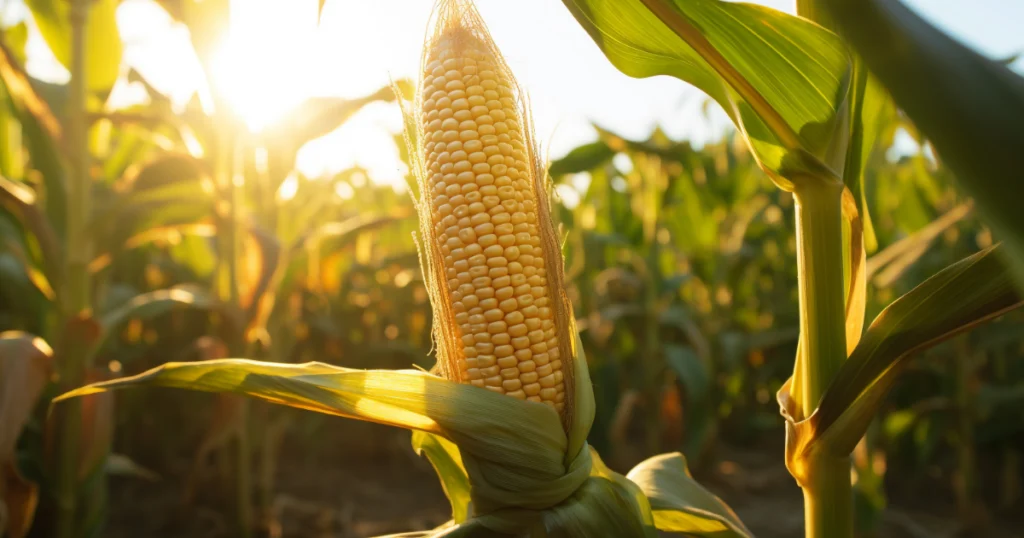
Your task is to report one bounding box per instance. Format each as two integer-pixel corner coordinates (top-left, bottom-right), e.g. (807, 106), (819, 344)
(213, 118), (252, 537)
(55, 0), (91, 535)
(791, 178), (851, 538)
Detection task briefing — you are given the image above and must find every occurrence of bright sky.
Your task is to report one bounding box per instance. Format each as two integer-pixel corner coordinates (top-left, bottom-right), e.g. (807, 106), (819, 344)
(13, 0), (1024, 188)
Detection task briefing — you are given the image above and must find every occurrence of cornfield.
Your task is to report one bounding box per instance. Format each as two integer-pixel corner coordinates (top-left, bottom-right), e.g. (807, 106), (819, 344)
(2, 0), (1024, 537)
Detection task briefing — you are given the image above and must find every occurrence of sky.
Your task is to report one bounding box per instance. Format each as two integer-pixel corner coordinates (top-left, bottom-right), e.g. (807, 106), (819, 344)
(13, 0), (1024, 188)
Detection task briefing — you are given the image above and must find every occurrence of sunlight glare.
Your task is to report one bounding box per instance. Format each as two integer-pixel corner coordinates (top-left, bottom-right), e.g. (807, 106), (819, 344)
(277, 173), (299, 202)
(334, 181), (354, 200)
(212, 0), (320, 133)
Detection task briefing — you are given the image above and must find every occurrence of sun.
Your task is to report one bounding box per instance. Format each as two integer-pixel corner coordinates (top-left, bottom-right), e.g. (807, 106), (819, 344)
(109, 0), (417, 187)
(210, 0), (321, 133)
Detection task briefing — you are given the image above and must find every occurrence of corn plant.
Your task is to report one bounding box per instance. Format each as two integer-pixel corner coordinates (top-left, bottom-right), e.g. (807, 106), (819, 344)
(0, 3), (237, 535)
(551, 128), (799, 464)
(560, 0), (1024, 536)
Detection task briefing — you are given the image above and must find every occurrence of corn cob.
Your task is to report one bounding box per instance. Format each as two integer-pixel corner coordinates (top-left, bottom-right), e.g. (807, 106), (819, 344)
(416, 0), (569, 416)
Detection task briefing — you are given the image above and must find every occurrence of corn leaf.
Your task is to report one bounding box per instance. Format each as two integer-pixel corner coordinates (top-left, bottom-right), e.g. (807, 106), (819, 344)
(790, 245), (1024, 467)
(0, 209), (56, 307)
(25, 0), (123, 92)
(261, 85), (405, 171)
(88, 222), (216, 274)
(866, 202), (974, 287)
(96, 285), (224, 346)
(549, 141), (615, 178)
(0, 332), (53, 538)
(292, 213), (408, 256)
(0, 43), (65, 237)
(626, 452), (752, 538)
(93, 178), (215, 253)
(412, 431), (472, 524)
(0, 175), (60, 285)
(841, 66), (892, 253)
(820, 0), (1024, 287)
(562, 0), (851, 188)
(54, 359), (589, 509)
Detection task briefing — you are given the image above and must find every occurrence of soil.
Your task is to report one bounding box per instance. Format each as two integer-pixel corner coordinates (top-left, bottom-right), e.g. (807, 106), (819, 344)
(104, 414), (1024, 538)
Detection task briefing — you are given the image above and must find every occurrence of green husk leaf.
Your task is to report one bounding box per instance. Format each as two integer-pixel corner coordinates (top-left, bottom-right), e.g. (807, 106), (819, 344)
(54, 357), (587, 511)
(626, 452), (753, 538)
(412, 431), (472, 524)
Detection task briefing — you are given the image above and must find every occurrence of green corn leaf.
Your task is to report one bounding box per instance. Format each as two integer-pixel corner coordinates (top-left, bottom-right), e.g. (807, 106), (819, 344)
(25, 0), (123, 92)
(549, 141), (615, 178)
(241, 225), (282, 332)
(291, 212), (409, 257)
(866, 202), (974, 288)
(89, 222), (216, 274)
(626, 452), (753, 537)
(840, 61), (892, 254)
(562, 0), (851, 188)
(115, 152), (207, 192)
(0, 175), (60, 285)
(819, 0), (1024, 286)
(94, 285), (228, 356)
(53, 357), (608, 523)
(0, 43), (66, 238)
(262, 84), (404, 169)
(0, 206), (56, 309)
(787, 245), (1023, 471)
(92, 153), (214, 252)
(411, 431), (472, 524)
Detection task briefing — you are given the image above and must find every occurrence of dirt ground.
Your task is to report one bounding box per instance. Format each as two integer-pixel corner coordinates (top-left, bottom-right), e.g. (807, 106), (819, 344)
(105, 417), (1023, 538)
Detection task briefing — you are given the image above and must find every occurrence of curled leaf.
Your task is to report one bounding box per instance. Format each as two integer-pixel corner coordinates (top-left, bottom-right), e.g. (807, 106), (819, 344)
(780, 245), (1023, 484)
(626, 452), (752, 537)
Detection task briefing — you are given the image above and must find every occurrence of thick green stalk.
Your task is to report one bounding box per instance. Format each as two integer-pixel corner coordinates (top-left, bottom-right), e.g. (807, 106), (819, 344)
(56, 1), (91, 535)
(803, 456), (852, 538)
(792, 4), (857, 536)
(792, 179), (851, 538)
